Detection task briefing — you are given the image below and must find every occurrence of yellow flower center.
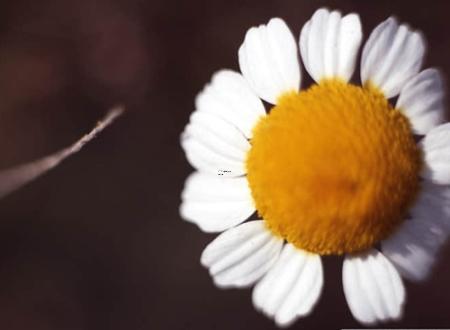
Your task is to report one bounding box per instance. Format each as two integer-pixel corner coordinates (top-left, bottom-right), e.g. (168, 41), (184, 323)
(246, 80), (422, 255)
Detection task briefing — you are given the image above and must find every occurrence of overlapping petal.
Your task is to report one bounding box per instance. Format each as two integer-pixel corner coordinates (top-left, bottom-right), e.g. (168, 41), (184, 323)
(201, 221), (283, 288)
(239, 18), (301, 104)
(181, 109), (250, 177)
(361, 17), (426, 98)
(195, 70), (266, 138)
(397, 68), (446, 135)
(420, 123), (450, 184)
(382, 183), (450, 281)
(343, 249), (405, 325)
(252, 244), (323, 327)
(300, 8), (362, 83)
(180, 172), (255, 232)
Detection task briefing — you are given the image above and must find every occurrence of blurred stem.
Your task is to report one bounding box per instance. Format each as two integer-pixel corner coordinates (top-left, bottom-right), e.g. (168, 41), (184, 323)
(0, 105), (125, 199)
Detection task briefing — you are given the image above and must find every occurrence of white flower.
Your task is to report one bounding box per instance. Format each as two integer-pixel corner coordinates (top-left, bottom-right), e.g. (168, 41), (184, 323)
(180, 8), (450, 327)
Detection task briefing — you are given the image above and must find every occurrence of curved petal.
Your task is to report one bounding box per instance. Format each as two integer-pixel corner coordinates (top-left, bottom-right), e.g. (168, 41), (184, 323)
(180, 172), (255, 233)
(383, 183), (450, 281)
(343, 249), (405, 325)
(252, 244), (323, 327)
(195, 70), (266, 139)
(382, 219), (447, 283)
(396, 68), (446, 135)
(181, 109), (250, 177)
(201, 221), (283, 288)
(299, 8), (362, 83)
(238, 18), (301, 104)
(411, 181), (450, 232)
(361, 17), (426, 98)
(420, 123), (450, 184)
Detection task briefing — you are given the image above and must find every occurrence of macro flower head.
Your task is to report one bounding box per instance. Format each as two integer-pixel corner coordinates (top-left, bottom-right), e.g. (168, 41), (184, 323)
(180, 7), (450, 327)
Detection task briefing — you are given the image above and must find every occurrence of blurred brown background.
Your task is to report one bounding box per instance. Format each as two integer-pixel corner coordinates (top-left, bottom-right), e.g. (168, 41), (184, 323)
(0, 0), (448, 329)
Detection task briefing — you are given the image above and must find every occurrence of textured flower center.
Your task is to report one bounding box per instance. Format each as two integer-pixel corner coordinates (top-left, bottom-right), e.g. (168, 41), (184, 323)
(246, 80), (422, 255)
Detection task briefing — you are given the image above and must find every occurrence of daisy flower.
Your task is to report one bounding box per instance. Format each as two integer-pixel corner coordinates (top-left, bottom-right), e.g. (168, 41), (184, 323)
(180, 8), (450, 327)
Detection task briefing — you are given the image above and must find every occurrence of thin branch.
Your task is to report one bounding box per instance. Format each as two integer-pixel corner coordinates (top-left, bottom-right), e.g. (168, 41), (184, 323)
(0, 105), (125, 199)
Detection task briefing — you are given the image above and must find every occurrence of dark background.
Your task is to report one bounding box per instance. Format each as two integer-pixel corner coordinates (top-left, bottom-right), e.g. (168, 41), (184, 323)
(0, 0), (448, 329)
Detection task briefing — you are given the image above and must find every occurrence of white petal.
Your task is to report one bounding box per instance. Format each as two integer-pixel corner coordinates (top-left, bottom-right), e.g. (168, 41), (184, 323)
(396, 68), (446, 135)
(361, 17), (426, 98)
(411, 182), (450, 232)
(382, 219), (446, 283)
(252, 244), (323, 327)
(343, 249), (405, 325)
(181, 109), (250, 177)
(180, 172), (255, 233)
(300, 8), (362, 82)
(238, 18), (301, 104)
(195, 70), (266, 139)
(383, 183), (450, 281)
(420, 123), (450, 184)
(201, 221), (283, 288)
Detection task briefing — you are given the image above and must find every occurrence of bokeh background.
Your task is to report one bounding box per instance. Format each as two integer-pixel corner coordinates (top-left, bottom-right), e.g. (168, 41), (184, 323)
(0, 0), (449, 329)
